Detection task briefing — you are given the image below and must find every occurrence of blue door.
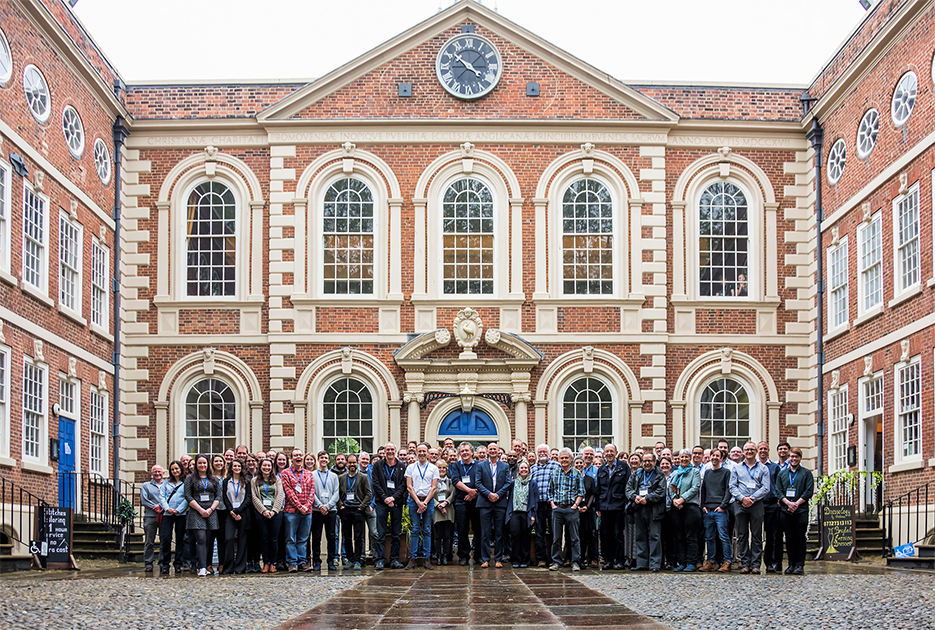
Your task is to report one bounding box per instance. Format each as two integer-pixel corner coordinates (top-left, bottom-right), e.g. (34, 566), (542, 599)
(439, 408), (498, 445)
(58, 417), (76, 509)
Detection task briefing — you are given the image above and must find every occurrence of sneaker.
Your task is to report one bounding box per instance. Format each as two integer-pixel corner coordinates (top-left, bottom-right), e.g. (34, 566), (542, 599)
(791, 565), (805, 575)
(784, 565), (795, 575)
(519, 563), (528, 568)
(159, 567), (169, 575)
(684, 564), (697, 572)
(549, 563), (560, 571)
(390, 560), (405, 569)
(512, 563), (520, 568)
(298, 563), (309, 572)
(673, 565), (684, 572)
(197, 568), (208, 577)
(353, 562), (362, 571)
(344, 560), (354, 569)
(288, 565), (298, 573)
(571, 563), (581, 572)
(312, 562), (322, 571)
(327, 562), (337, 571)
(375, 560), (385, 570)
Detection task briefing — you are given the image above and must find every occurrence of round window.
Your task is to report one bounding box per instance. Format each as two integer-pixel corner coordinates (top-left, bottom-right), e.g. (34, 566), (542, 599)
(93, 138), (111, 185)
(62, 106), (85, 158)
(856, 108), (879, 159)
(23, 64), (50, 123)
(891, 71), (917, 127)
(827, 139), (846, 186)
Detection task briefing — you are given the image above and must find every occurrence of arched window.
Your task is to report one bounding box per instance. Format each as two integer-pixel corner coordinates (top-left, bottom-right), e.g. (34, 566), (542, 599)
(322, 378), (374, 455)
(322, 178), (374, 295)
(186, 181), (236, 297)
(562, 178), (613, 295)
(562, 377), (613, 451)
(184, 378), (236, 456)
(699, 182), (748, 298)
(442, 178), (494, 295)
(698, 378), (750, 449)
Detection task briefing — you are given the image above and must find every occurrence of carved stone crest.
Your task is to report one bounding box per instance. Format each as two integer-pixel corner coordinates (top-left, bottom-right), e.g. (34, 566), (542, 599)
(34, 171), (45, 193)
(830, 369), (840, 391)
(900, 339), (910, 362)
(720, 347), (733, 374)
(717, 146), (732, 161)
(34, 339), (44, 362)
(863, 355), (873, 376)
(341, 346), (354, 374)
(202, 348), (216, 375)
(582, 346), (595, 374)
(453, 307), (483, 358)
(99, 370), (107, 390)
(342, 141), (356, 156)
(862, 201), (872, 223)
(580, 142), (595, 156)
(204, 145), (219, 162)
(68, 357), (77, 378)
(460, 141), (475, 157)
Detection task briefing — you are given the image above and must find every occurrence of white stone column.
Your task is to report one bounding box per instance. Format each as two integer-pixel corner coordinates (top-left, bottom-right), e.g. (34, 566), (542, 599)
(765, 202), (779, 301)
(389, 199), (404, 300)
(534, 400), (548, 447)
(532, 198), (549, 299)
(154, 401), (168, 466)
(388, 400), (402, 447)
(250, 400), (264, 453)
(510, 198), (525, 299)
(412, 199), (428, 299)
(629, 198), (644, 297)
(512, 393), (530, 445)
(405, 394), (423, 444)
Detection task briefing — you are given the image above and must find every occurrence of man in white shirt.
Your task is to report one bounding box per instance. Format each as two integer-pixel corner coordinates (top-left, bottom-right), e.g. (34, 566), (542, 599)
(311, 450), (340, 571)
(405, 442), (439, 569)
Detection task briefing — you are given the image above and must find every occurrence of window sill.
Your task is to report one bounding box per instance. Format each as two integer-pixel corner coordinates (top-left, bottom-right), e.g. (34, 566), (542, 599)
(20, 460), (53, 475)
(824, 324), (849, 343)
(90, 323), (114, 342)
(58, 304), (87, 327)
(888, 459), (925, 474)
(888, 283), (923, 308)
(21, 282), (54, 308)
(928, 458), (935, 468)
(0, 269), (17, 287)
(927, 277), (935, 288)
(532, 296), (646, 308)
(410, 296), (526, 308)
(0, 456), (16, 468)
(854, 304), (884, 327)
(291, 295), (403, 309)
(669, 296), (780, 309)
(153, 296), (265, 310)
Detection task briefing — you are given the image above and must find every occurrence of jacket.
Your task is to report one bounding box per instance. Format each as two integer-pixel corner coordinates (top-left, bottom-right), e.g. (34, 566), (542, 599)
(433, 475), (457, 524)
(337, 471), (373, 512)
(475, 459), (512, 508)
(595, 460), (630, 512)
(160, 479), (188, 515)
(222, 477), (253, 526)
(449, 459), (479, 504)
(667, 465), (701, 506)
(505, 476), (538, 528)
(625, 466), (667, 521)
(372, 459), (408, 505)
(251, 475), (285, 515)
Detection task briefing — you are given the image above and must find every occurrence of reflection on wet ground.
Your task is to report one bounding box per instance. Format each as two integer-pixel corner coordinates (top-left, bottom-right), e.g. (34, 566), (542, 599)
(275, 568), (671, 630)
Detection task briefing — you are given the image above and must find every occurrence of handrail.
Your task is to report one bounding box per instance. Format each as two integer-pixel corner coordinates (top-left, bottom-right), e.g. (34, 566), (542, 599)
(884, 477), (934, 557)
(0, 475), (49, 553)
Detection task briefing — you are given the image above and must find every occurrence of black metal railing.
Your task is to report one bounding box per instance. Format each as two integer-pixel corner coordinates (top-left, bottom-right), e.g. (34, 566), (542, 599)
(58, 472), (142, 532)
(811, 471), (886, 556)
(884, 478), (935, 557)
(0, 475), (49, 554)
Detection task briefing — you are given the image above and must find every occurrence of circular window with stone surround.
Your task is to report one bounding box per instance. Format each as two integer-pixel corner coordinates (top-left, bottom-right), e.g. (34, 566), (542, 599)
(856, 108), (879, 159)
(891, 71), (917, 127)
(827, 139), (846, 185)
(23, 64), (50, 122)
(93, 138), (111, 185)
(62, 106), (85, 158)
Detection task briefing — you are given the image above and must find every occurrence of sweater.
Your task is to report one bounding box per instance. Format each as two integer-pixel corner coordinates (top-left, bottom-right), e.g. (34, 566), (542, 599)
(700, 466), (731, 511)
(251, 476), (285, 515)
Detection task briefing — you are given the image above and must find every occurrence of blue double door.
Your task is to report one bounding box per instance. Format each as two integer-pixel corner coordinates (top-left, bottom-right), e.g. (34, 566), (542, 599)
(439, 408), (498, 446)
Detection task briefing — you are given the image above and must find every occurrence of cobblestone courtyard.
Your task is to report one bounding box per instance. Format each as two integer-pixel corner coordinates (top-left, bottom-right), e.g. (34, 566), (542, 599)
(1, 562), (933, 630)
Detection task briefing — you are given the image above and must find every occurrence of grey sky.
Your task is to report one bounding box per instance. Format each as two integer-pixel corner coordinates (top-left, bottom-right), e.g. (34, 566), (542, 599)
(73, 0), (870, 86)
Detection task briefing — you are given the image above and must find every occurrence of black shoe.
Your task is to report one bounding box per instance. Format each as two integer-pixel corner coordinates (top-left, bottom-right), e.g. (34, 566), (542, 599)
(791, 565), (805, 575)
(602, 562), (613, 570)
(144, 565), (153, 573)
(613, 563), (625, 570)
(459, 557), (468, 566)
(390, 560), (405, 569)
(651, 567), (661, 572)
(375, 560), (385, 570)
(784, 565), (795, 574)
(160, 567), (169, 575)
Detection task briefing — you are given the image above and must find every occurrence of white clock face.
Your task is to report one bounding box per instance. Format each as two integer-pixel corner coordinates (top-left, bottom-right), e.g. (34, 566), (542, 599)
(436, 33), (502, 100)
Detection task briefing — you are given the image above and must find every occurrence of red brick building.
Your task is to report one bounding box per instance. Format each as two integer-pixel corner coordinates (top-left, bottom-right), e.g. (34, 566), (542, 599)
(1, 0), (933, 547)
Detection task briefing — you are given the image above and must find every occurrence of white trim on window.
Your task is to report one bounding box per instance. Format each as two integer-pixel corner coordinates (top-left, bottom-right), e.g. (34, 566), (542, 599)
(90, 238), (109, 332)
(22, 64), (51, 124)
(22, 355), (48, 465)
(22, 181), (49, 296)
(894, 355), (921, 464)
(827, 237), (849, 335)
(0, 27), (12, 87)
(858, 372), (884, 419)
(0, 344), (10, 460)
(829, 385), (849, 474)
(856, 210), (883, 319)
(892, 182), (920, 304)
(61, 106), (85, 159)
(0, 159), (11, 279)
(58, 210), (83, 319)
(89, 386), (107, 475)
(827, 139), (846, 185)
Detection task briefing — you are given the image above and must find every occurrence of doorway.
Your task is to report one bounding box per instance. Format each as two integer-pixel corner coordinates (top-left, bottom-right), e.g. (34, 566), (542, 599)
(58, 417), (76, 509)
(438, 408), (498, 447)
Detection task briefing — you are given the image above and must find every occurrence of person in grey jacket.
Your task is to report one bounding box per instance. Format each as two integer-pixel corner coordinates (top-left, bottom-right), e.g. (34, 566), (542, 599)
(140, 465), (164, 572)
(625, 452), (666, 571)
(159, 461), (188, 574)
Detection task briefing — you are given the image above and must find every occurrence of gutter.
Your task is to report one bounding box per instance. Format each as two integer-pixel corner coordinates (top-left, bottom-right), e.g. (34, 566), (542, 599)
(805, 117), (825, 477)
(111, 114), (129, 483)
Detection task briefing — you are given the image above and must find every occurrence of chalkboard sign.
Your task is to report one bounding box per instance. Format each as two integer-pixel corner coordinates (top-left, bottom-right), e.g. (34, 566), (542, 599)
(821, 504), (857, 561)
(35, 506), (77, 569)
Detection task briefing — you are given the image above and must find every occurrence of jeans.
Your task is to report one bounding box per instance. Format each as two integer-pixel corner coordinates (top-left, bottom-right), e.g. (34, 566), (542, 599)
(479, 505), (506, 563)
(159, 513), (186, 569)
(311, 510), (337, 564)
(550, 506), (580, 566)
(143, 514), (159, 567)
(704, 508), (732, 563)
(284, 512), (312, 566)
(340, 508), (367, 564)
(408, 497), (434, 560)
(256, 512), (283, 566)
(374, 502), (402, 562)
(365, 506), (378, 558)
(455, 500), (481, 562)
(534, 501), (553, 564)
(735, 500), (764, 568)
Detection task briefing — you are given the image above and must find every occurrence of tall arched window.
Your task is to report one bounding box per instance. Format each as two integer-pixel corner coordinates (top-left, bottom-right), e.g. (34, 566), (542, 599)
(323, 178), (374, 295)
(184, 378), (236, 455)
(186, 181), (236, 296)
(698, 378), (750, 449)
(562, 377), (613, 451)
(322, 378), (374, 455)
(442, 178), (494, 295)
(562, 179), (613, 295)
(699, 182), (748, 298)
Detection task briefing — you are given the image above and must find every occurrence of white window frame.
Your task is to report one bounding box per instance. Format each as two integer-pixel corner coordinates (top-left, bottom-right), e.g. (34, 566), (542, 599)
(857, 210), (883, 319)
(90, 238), (109, 333)
(559, 375), (617, 452)
(0, 159), (11, 278)
(58, 210), (83, 319)
(22, 356), (48, 465)
(827, 237), (849, 335)
(89, 386), (107, 475)
(0, 26), (12, 87)
(22, 180), (50, 297)
(859, 373), (884, 419)
(559, 176), (619, 297)
(0, 344), (10, 460)
(829, 385), (849, 474)
(61, 106), (85, 159)
(894, 355), (921, 464)
(892, 182), (921, 303)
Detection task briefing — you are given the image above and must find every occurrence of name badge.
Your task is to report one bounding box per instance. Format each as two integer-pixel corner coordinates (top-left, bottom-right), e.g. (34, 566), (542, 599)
(199, 493), (210, 502)
(639, 488), (648, 497)
(346, 492), (355, 503)
(387, 480), (396, 490)
(294, 485), (302, 494)
(262, 498), (273, 508)
(461, 475), (471, 484)
(745, 481), (756, 490)
(785, 489), (796, 498)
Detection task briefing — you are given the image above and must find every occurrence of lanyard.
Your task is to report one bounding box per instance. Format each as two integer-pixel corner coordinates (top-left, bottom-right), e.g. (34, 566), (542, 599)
(201, 478), (209, 492)
(789, 469), (798, 487)
(232, 480), (240, 498)
(642, 470), (654, 486)
(263, 482), (271, 497)
(462, 462), (474, 477)
(317, 471), (328, 490)
(384, 463), (394, 481)
(296, 470), (305, 487)
(347, 474), (357, 493)
(743, 462), (757, 481)
(417, 462), (429, 482)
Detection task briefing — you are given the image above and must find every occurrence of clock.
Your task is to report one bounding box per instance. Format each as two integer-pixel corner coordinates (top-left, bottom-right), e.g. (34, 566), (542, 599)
(436, 33), (502, 100)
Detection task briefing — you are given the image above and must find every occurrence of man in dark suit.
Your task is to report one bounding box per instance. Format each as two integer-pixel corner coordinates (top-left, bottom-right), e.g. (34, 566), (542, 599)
(595, 443), (630, 569)
(475, 442), (512, 568)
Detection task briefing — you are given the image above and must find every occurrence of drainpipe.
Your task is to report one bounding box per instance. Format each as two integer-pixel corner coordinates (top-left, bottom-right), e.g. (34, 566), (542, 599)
(111, 115), (130, 484)
(805, 116), (825, 477)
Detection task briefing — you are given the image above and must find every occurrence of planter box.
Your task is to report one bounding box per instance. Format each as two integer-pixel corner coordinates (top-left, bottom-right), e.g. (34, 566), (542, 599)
(383, 533), (411, 563)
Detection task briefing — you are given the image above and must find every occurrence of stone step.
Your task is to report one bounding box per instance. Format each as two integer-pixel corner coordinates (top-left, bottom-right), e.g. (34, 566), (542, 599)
(886, 555), (935, 570)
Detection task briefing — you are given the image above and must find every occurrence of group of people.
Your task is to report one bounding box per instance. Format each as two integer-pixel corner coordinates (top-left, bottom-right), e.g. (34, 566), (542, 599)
(139, 436), (814, 577)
